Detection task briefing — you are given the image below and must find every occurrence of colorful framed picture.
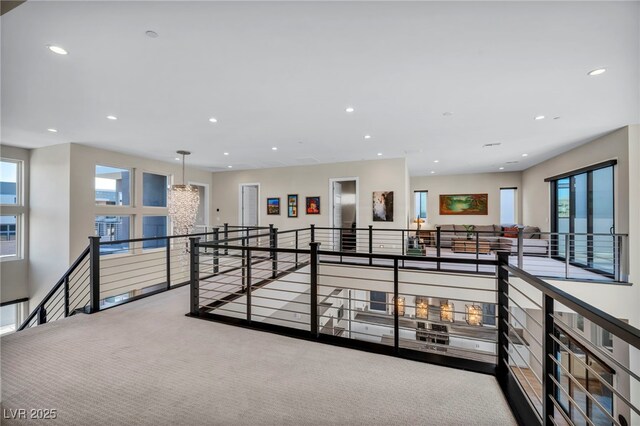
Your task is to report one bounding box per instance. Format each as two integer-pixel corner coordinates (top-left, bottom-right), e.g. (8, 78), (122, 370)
(287, 194), (298, 218)
(306, 196), (320, 215)
(267, 197), (280, 215)
(439, 194), (488, 215)
(372, 191), (394, 221)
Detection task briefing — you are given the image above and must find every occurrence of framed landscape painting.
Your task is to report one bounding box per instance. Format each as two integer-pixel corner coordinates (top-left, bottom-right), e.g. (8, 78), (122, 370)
(439, 194), (488, 215)
(288, 194), (298, 218)
(306, 196), (320, 215)
(372, 191), (394, 221)
(267, 198), (280, 215)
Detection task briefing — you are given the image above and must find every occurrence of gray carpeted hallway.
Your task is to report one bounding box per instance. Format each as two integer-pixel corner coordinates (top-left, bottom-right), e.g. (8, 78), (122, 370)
(1, 286), (516, 425)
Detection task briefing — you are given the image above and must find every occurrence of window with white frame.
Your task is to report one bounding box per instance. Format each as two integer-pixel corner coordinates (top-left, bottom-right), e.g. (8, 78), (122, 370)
(1, 159), (23, 260)
(143, 172), (168, 207)
(95, 215), (132, 255)
(95, 165), (131, 206)
(500, 188), (517, 225)
(414, 190), (428, 221)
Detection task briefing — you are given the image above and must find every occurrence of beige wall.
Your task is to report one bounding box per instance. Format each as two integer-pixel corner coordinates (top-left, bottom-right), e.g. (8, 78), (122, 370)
(0, 145), (30, 303)
(522, 127), (630, 234)
(210, 158), (409, 231)
(410, 172), (522, 226)
(29, 144), (71, 307)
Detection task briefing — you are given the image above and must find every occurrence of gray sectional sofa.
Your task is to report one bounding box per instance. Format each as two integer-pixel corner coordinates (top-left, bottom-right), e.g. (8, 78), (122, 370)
(428, 224), (548, 255)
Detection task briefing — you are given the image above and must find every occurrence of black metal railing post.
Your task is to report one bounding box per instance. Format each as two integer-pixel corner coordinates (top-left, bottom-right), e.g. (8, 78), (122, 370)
(436, 226), (441, 271)
(339, 228), (343, 263)
(272, 227), (278, 279)
(295, 230), (299, 268)
(241, 234), (247, 292)
(165, 236), (171, 290)
(475, 231), (480, 273)
(310, 224), (315, 243)
(368, 225), (373, 266)
(246, 247), (252, 323)
(517, 226), (524, 269)
(64, 276), (70, 317)
(213, 228), (219, 275)
(37, 306), (47, 325)
(189, 237), (200, 316)
(564, 234), (570, 279)
(393, 258), (399, 354)
(497, 251), (510, 387)
(310, 241), (320, 337)
(401, 229), (405, 268)
(269, 224), (275, 258)
(224, 223), (229, 255)
(89, 236), (101, 314)
(543, 294), (556, 425)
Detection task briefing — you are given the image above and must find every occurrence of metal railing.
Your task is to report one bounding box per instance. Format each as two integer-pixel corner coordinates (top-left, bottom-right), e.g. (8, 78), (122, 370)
(188, 237), (640, 426)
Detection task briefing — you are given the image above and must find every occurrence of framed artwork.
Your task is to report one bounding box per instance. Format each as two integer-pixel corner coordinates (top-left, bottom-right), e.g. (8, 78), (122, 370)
(306, 196), (320, 215)
(439, 194), (488, 215)
(372, 191), (394, 221)
(267, 197), (280, 215)
(287, 194), (298, 218)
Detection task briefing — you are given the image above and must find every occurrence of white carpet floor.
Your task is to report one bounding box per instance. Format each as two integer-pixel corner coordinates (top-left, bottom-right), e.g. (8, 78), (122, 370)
(1, 286), (516, 425)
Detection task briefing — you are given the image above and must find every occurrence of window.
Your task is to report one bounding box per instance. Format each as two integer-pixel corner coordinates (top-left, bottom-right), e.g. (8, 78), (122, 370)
(0, 215), (18, 258)
(142, 216), (168, 249)
(414, 190), (427, 221)
(370, 291), (387, 312)
(95, 215), (131, 255)
(95, 165), (131, 206)
(0, 301), (26, 336)
(143, 172), (167, 207)
(0, 160), (19, 205)
(500, 188), (516, 224)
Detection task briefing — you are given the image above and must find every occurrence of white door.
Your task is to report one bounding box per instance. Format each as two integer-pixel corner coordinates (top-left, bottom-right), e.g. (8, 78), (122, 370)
(241, 185), (259, 228)
(332, 181), (342, 251)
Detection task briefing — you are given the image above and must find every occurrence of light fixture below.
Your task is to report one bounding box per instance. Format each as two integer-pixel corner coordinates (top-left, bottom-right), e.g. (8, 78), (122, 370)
(47, 45), (68, 55)
(209, 117), (218, 123)
(106, 115), (118, 120)
(534, 115), (545, 120)
(47, 128), (58, 133)
(345, 107), (355, 113)
(465, 304), (483, 326)
(588, 68), (606, 76)
(168, 150), (200, 264)
(440, 302), (454, 323)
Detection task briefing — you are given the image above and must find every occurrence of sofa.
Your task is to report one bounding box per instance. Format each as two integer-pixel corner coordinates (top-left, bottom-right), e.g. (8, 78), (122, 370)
(423, 224), (548, 255)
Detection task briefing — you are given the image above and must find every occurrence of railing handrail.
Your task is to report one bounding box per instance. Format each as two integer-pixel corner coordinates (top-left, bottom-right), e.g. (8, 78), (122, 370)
(502, 262), (640, 351)
(17, 245), (91, 331)
(98, 227), (261, 246)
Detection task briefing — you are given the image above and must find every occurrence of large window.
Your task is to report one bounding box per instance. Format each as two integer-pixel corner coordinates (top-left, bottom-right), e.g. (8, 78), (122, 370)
(549, 162), (615, 275)
(142, 216), (168, 249)
(95, 215), (131, 255)
(500, 188), (517, 224)
(1, 159), (23, 260)
(0, 301), (26, 336)
(143, 172), (167, 207)
(414, 190), (428, 221)
(95, 165), (130, 206)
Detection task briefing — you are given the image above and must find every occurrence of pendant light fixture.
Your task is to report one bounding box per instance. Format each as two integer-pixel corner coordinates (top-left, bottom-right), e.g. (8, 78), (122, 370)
(168, 150), (200, 240)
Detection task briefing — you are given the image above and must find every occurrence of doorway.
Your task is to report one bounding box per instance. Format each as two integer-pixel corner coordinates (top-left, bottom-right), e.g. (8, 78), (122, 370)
(329, 178), (358, 252)
(189, 181), (209, 233)
(239, 183), (260, 229)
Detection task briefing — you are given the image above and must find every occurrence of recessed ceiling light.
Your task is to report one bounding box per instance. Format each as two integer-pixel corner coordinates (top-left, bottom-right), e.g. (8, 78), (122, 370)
(272, 147), (278, 151)
(345, 107), (355, 113)
(588, 68), (606, 76)
(47, 128), (58, 133)
(364, 135), (371, 139)
(430, 171), (436, 174)
(174, 157), (180, 161)
(499, 167), (505, 170)
(534, 115), (545, 120)
(377, 152), (382, 156)
(209, 117), (218, 123)
(106, 115), (118, 120)
(227, 165), (233, 168)
(442, 112), (453, 116)
(223, 152), (229, 156)
(47, 45), (68, 55)
(522, 153), (529, 157)
(145, 30), (159, 38)
(433, 160), (439, 163)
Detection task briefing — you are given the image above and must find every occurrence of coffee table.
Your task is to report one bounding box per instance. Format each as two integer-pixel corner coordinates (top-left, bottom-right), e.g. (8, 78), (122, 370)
(452, 237), (491, 254)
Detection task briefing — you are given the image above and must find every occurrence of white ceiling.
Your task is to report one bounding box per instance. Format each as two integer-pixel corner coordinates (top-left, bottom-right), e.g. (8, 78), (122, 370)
(1, 1), (639, 176)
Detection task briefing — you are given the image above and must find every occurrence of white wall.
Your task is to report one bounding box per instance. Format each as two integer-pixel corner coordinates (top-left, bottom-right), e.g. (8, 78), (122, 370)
(0, 145), (30, 304)
(410, 172), (522, 226)
(210, 158), (409, 231)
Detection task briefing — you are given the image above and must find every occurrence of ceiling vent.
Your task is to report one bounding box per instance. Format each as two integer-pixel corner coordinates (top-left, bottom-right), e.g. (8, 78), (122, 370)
(482, 143), (502, 148)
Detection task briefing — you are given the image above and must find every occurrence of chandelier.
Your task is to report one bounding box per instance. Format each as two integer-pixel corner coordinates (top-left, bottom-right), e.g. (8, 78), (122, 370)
(168, 150), (200, 249)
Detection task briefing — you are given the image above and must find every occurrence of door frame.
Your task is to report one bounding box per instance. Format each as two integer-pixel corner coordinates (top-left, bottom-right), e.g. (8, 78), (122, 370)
(238, 183), (261, 227)
(188, 181), (210, 230)
(328, 177), (359, 229)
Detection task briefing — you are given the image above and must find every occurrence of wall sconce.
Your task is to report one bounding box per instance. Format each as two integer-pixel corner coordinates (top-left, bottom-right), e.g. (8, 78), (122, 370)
(394, 297), (405, 317)
(416, 298), (428, 319)
(465, 304), (483, 326)
(440, 302), (454, 323)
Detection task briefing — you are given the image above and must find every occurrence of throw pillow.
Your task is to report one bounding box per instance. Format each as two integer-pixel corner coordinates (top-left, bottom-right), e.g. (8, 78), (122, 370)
(503, 226), (518, 238)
